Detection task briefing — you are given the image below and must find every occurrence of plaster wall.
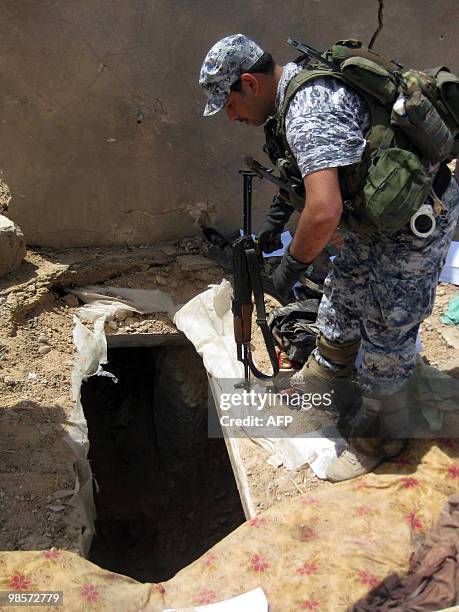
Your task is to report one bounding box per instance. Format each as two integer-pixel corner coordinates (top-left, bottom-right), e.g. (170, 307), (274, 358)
(1, 0), (458, 247)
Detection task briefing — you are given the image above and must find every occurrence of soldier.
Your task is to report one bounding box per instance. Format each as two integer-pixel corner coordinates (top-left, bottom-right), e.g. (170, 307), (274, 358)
(199, 34), (459, 481)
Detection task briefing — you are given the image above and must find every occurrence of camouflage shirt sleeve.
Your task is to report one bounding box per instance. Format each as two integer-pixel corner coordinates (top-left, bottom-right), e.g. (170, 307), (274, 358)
(285, 77), (371, 178)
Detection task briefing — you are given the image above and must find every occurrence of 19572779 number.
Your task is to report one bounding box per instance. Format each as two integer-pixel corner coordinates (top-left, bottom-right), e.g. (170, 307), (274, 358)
(0, 592), (63, 606)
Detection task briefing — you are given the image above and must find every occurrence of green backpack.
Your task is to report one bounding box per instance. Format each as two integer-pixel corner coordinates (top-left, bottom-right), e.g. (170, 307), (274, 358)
(322, 39), (459, 159)
(274, 38), (459, 234)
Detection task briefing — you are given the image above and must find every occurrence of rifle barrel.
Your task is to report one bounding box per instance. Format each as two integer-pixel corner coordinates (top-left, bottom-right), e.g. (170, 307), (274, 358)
(245, 157), (285, 189)
(287, 37), (336, 69)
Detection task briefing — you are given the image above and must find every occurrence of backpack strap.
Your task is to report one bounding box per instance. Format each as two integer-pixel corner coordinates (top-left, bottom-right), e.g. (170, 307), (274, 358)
(277, 67), (343, 144)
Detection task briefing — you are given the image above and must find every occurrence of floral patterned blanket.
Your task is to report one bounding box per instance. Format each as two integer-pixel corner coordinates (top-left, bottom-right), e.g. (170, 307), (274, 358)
(1, 439), (458, 611)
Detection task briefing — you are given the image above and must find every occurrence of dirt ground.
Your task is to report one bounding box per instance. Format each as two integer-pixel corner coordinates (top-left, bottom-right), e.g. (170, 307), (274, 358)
(0, 238), (458, 556)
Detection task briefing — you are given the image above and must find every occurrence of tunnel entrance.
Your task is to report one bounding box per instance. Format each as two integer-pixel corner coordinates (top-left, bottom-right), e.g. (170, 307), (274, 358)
(81, 342), (245, 583)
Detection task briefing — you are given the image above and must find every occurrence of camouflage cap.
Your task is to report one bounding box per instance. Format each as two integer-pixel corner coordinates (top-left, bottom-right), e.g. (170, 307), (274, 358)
(199, 34), (264, 117)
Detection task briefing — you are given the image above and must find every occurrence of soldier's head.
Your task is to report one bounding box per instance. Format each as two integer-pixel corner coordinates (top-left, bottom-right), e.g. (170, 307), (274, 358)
(199, 34), (279, 126)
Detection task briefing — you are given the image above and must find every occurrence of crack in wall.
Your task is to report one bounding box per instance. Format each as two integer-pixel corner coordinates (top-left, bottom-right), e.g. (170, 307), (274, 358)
(369, 0), (384, 49)
(123, 207), (185, 219)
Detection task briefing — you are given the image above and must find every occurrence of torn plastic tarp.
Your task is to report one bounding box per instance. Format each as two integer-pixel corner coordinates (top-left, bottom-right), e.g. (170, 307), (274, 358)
(173, 280), (347, 478)
(71, 285), (177, 321)
(66, 317), (107, 555)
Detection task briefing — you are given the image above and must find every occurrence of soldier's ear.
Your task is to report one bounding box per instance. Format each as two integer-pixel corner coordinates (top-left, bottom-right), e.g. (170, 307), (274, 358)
(240, 73), (261, 95)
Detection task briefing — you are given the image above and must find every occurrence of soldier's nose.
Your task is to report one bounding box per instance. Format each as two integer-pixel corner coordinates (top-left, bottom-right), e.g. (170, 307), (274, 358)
(225, 107), (237, 121)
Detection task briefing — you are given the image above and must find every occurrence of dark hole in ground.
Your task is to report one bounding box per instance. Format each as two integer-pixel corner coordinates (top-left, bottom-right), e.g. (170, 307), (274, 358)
(81, 344), (245, 583)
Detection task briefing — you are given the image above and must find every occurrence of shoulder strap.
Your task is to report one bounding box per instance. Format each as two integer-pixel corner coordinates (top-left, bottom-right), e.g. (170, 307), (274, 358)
(277, 67), (345, 152)
(280, 68), (343, 123)
(245, 247), (279, 379)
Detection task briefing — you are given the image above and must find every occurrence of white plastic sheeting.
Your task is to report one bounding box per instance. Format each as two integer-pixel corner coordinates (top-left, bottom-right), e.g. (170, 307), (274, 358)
(67, 317), (108, 555)
(71, 285), (177, 321)
(173, 280), (244, 380)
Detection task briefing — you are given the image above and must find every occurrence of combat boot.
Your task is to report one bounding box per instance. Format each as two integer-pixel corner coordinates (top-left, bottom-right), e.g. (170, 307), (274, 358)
(326, 440), (406, 482)
(326, 389), (409, 482)
(289, 334), (362, 417)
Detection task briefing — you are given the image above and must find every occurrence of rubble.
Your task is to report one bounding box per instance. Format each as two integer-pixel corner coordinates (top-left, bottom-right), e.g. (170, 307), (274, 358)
(0, 178), (11, 214)
(62, 293), (79, 308)
(176, 254), (215, 271)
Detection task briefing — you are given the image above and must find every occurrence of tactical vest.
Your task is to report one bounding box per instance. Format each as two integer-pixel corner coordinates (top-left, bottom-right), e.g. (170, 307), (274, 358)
(264, 40), (459, 235)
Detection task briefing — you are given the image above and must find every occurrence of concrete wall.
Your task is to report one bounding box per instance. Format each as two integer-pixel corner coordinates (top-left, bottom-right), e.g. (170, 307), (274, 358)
(1, 0), (458, 247)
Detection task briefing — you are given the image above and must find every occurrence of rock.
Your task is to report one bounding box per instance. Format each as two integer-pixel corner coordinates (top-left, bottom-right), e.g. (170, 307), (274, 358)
(37, 335), (49, 344)
(176, 254), (214, 271)
(160, 244), (177, 256)
(54, 489), (73, 500)
(155, 275), (168, 285)
(0, 215), (26, 277)
(38, 345), (52, 355)
(48, 504), (66, 512)
(439, 327), (459, 351)
(6, 292), (19, 306)
(179, 236), (201, 252)
(114, 310), (128, 322)
(62, 293), (79, 307)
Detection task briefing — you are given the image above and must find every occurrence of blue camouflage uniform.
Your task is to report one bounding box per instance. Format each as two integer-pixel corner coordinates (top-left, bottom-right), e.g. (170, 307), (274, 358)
(199, 35), (459, 399)
(277, 62), (459, 396)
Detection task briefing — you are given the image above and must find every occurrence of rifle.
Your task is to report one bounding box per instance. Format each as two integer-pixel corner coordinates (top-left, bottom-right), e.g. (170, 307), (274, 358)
(245, 156), (304, 211)
(245, 156), (285, 189)
(232, 171), (280, 385)
(286, 37), (337, 69)
(245, 158), (326, 297)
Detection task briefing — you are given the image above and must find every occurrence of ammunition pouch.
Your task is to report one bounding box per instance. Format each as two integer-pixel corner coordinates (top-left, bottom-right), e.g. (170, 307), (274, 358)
(391, 90), (454, 164)
(405, 67), (459, 158)
(363, 144), (432, 233)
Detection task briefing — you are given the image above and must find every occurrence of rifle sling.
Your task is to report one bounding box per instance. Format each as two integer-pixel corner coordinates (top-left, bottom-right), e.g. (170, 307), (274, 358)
(245, 247), (280, 379)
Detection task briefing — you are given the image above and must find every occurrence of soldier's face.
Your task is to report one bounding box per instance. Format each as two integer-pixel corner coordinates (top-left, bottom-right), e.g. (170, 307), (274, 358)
(223, 78), (271, 126)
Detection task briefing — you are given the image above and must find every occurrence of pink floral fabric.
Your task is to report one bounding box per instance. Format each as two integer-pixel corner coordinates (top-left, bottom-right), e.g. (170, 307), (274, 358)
(0, 440), (458, 611)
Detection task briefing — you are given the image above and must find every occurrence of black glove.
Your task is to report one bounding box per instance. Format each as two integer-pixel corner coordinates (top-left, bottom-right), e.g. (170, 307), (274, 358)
(257, 194), (294, 254)
(273, 246), (311, 297)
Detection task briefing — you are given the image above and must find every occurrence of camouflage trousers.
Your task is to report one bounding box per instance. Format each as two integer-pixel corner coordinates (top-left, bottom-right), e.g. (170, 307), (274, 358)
(313, 175), (459, 396)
